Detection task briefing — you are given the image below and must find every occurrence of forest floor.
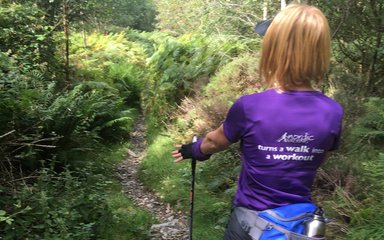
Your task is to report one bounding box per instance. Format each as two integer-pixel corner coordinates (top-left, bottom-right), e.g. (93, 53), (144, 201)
(116, 114), (189, 240)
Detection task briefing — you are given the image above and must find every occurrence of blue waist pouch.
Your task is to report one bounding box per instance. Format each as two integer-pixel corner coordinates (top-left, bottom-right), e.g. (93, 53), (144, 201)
(235, 203), (326, 240)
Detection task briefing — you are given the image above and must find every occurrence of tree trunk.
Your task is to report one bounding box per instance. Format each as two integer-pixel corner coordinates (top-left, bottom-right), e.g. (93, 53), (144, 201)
(281, 0), (286, 10)
(263, 0), (268, 20)
(63, 0), (70, 85)
(82, 21), (87, 48)
(367, 28), (383, 94)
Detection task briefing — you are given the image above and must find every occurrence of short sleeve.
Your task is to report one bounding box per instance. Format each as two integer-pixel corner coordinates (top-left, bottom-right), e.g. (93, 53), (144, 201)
(223, 97), (247, 143)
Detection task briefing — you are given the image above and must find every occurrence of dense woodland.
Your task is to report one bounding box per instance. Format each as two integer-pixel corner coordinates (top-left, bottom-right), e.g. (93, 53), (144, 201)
(0, 0), (383, 239)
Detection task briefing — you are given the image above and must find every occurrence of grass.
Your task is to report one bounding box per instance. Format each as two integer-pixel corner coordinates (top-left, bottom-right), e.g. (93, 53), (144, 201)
(138, 134), (237, 239)
(99, 183), (154, 240)
(93, 143), (155, 240)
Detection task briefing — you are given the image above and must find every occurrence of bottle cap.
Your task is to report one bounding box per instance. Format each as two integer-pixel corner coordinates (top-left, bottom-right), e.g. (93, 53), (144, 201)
(315, 207), (324, 216)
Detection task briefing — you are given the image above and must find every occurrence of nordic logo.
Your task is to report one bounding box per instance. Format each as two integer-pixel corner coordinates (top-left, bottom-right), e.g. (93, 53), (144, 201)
(277, 132), (315, 144)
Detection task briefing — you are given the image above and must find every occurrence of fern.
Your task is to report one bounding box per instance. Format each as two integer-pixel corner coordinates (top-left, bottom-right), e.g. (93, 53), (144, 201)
(345, 98), (384, 238)
(361, 153), (384, 197)
(351, 97), (384, 147)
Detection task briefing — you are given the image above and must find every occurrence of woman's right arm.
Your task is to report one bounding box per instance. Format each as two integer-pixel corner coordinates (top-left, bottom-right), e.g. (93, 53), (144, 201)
(172, 124), (231, 163)
(200, 124), (231, 155)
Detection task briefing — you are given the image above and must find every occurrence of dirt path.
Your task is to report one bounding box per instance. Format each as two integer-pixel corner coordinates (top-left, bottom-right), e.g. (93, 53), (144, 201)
(116, 114), (189, 240)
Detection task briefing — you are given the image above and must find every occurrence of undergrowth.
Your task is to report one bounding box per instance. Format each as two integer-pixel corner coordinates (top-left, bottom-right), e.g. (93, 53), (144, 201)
(2, 8), (382, 238)
(0, 143), (154, 240)
(0, 28), (154, 238)
(140, 45), (384, 240)
(139, 53), (264, 239)
(139, 135), (238, 239)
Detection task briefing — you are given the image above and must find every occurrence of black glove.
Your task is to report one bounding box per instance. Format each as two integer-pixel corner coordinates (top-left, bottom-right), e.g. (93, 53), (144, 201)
(178, 139), (212, 161)
(178, 143), (194, 159)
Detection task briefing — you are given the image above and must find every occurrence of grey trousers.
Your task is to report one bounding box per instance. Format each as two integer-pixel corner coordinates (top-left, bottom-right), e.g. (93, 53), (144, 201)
(224, 209), (252, 240)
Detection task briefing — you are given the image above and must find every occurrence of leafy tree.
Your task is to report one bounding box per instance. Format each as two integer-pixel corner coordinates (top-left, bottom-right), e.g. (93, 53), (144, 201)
(103, 0), (157, 32)
(0, 3), (57, 72)
(155, 0), (281, 36)
(314, 0), (384, 96)
(9, 0), (156, 32)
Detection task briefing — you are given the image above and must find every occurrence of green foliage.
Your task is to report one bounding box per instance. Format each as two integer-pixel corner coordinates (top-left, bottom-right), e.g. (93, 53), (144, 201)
(2, 0), (384, 239)
(360, 153), (384, 200)
(0, 3), (57, 73)
(170, 53), (263, 142)
(0, 3), (156, 234)
(139, 136), (187, 202)
(108, 63), (146, 106)
(100, 191), (153, 240)
(201, 53), (263, 122)
(143, 33), (254, 141)
(145, 34), (220, 96)
(345, 98), (384, 234)
(317, 97), (384, 238)
(103, 0), (157, 31)
(345, 153), (384, 239)
(351, 97), (384, 147)
(0, 168), (110, 240)
(71, 32), (148, 106)
(0, 29), (143, 238)
(315, 0), (384, 96)
(44, 81), (135, 168)
(0, 143), (154, 240)
(0, 52), (57, 171)
(335, 97), (384, 182)
(0, 51), (134, 171)
(155, 0), (281, 36)
(11, 0), (156, 32)
(143, 34), (214, 138)
(138, 135), (225, 239)
(0, 108), (153, 240)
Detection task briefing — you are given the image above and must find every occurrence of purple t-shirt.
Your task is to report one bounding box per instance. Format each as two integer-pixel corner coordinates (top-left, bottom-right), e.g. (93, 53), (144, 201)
(223, 89), (343, 211)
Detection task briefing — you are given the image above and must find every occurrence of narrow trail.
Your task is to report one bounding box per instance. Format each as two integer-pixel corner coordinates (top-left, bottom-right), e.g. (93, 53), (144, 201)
(116, 114), (189, 240)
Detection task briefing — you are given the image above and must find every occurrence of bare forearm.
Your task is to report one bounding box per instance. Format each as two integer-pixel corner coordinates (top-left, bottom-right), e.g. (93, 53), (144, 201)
(172, 124), (231, 162)
(200, 125), (231, 155)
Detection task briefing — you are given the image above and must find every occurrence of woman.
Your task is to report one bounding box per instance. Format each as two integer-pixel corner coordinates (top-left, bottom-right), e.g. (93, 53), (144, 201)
(172, 3), (343, 239)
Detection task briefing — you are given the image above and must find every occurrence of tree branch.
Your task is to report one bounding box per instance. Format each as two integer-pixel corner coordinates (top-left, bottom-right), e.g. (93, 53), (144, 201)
(332, 2), (351, 39)
(0, 130), (15, 139)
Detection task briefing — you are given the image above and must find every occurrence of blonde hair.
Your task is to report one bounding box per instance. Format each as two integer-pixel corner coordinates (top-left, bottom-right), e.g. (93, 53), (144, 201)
(259, 4), (331, 91)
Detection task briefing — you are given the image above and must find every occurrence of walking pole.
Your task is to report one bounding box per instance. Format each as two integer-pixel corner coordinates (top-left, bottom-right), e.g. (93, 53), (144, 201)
(189, 136), (197, 240)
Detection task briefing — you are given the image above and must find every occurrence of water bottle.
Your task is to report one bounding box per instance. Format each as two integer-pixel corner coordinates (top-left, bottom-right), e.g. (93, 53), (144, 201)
(304, 207), (326, 238)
